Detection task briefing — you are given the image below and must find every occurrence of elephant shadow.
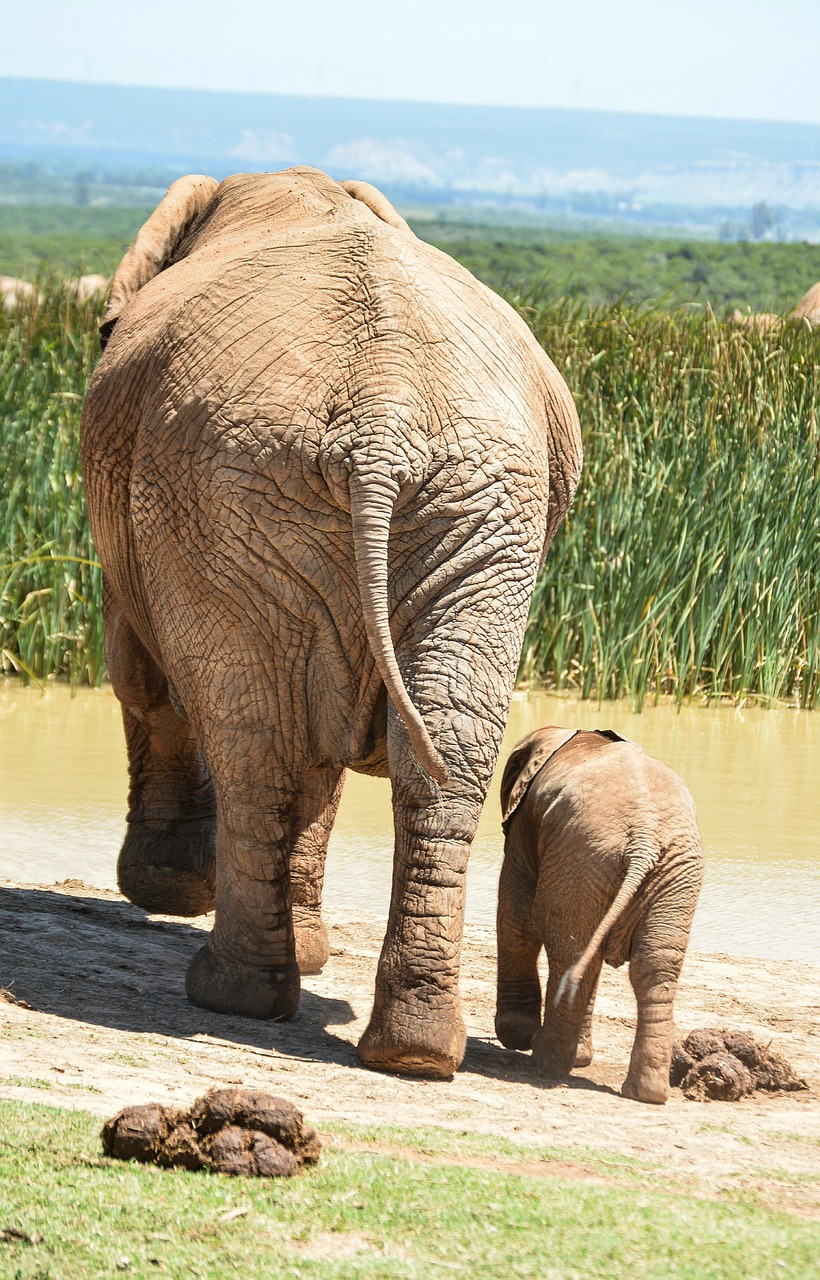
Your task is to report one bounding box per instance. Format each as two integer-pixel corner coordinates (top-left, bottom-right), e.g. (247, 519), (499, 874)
(0, 885), (359, 1070)
(463, 1034), (621, 1098)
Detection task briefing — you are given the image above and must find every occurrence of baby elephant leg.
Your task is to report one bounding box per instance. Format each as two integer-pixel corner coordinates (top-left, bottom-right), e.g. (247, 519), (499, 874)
(533, 945), (603, 1079)
(623, 921), (691, 1104)
(573, 969), (601, 1068)
(495, 850), (542, 1050)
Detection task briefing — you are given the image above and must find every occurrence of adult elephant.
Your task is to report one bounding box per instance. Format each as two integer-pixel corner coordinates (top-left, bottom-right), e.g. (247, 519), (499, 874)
(81, 167), (582, 1078)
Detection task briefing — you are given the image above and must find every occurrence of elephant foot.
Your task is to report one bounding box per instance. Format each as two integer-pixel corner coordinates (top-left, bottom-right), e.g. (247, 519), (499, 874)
(574, 1036), (594, 1068)
(531, 1028), (576, 1079)
(185, 944), (300, 1021)
(357, 1000), (466, 1080)
(293, 909), (329, 976)
(621, 1064), (670, 1105)
(495, 1005), (541, 1051)
(118, 818), (216, 916)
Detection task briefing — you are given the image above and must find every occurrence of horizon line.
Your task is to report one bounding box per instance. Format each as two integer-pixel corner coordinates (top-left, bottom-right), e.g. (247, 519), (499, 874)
(3, 74), (820, 133)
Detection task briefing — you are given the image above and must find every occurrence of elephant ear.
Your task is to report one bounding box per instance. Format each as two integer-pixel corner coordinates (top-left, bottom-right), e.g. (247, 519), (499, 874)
(100, 174), (219, 347)
(339, 179), (414, 238)
(591, 728), (626, 744)
(500, 728), (579, 830)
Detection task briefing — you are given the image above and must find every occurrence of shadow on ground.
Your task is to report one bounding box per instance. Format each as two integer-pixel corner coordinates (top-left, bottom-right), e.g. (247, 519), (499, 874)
(0, 885), (358, 1068)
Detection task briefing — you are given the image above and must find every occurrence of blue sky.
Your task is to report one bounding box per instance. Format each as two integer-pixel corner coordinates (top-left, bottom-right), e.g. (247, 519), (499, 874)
(3, 0), (819, 125)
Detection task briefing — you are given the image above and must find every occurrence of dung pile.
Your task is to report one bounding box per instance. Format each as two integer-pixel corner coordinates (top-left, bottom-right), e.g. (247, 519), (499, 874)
(102, 1087), (321, 1176)
(670, 1029), (808, 1102)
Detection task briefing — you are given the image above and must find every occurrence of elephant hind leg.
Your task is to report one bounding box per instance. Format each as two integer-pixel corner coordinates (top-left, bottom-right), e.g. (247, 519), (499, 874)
(622, 909), (696, 1104)
(533, 946), (603, 1080)
(106, 590), (216, 916)
(289, 767), (345, 974)
(573, 969), (601, 1068)
(495, 841), (542, 1051)
(117, 703), (216, 915)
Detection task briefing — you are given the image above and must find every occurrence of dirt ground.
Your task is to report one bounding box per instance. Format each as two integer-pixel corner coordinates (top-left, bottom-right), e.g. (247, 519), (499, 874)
(1, 880), (818, 1217)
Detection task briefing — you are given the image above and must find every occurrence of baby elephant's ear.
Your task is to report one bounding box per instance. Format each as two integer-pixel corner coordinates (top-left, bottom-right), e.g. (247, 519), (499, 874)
(500, 728), (579, 829)
(100, 174), (218, 347)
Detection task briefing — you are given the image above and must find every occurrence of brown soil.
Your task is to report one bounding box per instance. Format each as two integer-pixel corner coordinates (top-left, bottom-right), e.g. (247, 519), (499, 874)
(1, 880), (818, 1217)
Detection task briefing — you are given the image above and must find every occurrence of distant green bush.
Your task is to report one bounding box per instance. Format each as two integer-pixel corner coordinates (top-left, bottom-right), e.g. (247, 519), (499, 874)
(420, 222), (820, 316)
(0, 205), (151, 278)
(1, 206), (818, 314)
(1, 278), (817, 706)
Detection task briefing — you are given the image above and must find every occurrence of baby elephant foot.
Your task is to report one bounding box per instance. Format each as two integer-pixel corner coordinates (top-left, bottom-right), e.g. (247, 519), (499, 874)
(531, 1027), (577, 1079)
(185, 943), (300, 1021)
(357, 995), (466, 1080)
(574, 1035), (594, 1068)
(495, 1003), (541, 1051)
(293, 908), (329, 976)
(118, 818), (216, 916)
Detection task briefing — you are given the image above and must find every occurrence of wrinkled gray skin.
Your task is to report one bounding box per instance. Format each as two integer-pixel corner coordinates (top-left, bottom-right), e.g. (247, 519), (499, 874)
(81, 167), (582, 1079)
(496, 727), (703, 1103)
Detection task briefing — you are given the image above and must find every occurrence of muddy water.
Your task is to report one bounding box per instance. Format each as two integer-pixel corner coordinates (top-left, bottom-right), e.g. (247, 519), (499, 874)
(1, 683), (818, 962)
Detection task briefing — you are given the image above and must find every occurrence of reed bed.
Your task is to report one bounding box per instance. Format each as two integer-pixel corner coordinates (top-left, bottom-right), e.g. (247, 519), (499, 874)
(1, 281), (817, 706)
(518, 295), (819, 708)
(0, 280), (104, 684)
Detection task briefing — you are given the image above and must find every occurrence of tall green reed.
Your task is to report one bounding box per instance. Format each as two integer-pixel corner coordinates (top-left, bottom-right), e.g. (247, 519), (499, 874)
(516, 295), (819, 708)
(1, 280), (817, 707)
(0, 278), (104, 684)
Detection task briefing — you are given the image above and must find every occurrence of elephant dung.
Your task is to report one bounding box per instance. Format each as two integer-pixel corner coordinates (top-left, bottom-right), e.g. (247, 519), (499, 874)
(682, 1029), (726, 1061)
(681, 1052), (756, 1102)
(102, 1087), (321, 1176)
(669, 1043), (695, 1088)
(671, 1028), (808, 1100)
(753, 1050), (808, 1093)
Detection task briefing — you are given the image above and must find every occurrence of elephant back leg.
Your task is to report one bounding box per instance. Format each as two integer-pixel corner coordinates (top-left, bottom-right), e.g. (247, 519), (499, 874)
(356, 546), (540, 1079)
(574, 968), (601, 1068)
(495, 827), (543, 1050)
(105, 585), (216, 916)
(622, 878), (701, 1104)
(178, 628), (319, 1022)
(289, 766), (345, 974)
(533, 931), (603, 1080)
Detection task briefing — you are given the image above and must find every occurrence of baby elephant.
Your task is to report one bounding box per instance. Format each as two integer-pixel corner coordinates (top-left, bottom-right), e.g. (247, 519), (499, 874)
(496, 726), (703, 1104)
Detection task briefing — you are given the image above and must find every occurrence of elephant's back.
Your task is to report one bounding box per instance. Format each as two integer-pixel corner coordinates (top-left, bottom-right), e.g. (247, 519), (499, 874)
(100, 169), (565, 444)
(532, 737), (699, 853)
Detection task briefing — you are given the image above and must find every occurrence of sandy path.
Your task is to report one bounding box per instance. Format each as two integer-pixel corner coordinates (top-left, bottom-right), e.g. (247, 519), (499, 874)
(1, 880), (817, 1216)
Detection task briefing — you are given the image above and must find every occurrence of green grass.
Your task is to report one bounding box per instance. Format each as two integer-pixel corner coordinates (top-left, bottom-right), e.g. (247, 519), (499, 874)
(0, 1101), (817, 1280)
(322, 1119), (657, 1184)
(1, 273), (817, 706)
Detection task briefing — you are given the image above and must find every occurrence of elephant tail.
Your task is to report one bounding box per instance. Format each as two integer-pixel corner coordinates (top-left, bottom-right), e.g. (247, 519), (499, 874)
(349, 474), (449, 786)
(555, 841), (658, 1007)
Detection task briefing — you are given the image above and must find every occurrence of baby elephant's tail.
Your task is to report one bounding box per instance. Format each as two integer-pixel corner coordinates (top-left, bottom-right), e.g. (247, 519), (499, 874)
(555, 840), (658, 1007)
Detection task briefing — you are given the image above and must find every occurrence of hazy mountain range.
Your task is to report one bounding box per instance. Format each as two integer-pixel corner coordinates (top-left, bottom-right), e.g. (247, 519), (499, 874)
(2, 77), (820, 228)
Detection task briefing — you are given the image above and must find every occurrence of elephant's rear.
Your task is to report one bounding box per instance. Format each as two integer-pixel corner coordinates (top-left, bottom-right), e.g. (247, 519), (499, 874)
(84, 170), (579, 785)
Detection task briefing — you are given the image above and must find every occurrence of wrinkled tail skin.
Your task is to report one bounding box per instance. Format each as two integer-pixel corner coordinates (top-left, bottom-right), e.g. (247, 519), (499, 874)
(349, 473), (448, 785)
(556, 842), (658, 1008)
